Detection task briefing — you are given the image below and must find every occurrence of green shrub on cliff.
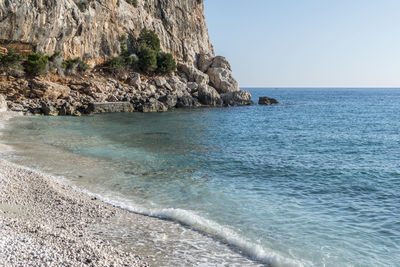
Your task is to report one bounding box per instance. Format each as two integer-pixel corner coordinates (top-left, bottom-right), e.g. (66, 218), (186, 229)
(137, 28), (176, 75)
(137, 44), (158, 73)
(62, 57), (89, 73)
(0, 50), (23, 69)
(107, 28), (176, 76)
(24, 52), (49, 76)
(138, 28), (161, 52)
(156, 52), (176, 75)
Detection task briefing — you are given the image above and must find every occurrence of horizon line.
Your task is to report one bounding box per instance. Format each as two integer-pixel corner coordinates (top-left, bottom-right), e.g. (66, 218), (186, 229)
(240, 87), (400, 89)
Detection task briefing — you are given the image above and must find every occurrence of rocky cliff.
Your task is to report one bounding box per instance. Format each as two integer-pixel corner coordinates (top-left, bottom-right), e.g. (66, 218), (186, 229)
(0, 0), (213, 65)
(0, 0), (253, 115)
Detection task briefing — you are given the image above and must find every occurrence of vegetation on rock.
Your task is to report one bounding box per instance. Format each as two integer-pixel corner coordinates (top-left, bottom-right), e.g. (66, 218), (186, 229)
(156, 52), (177, 75)
(137, 44), (158, 73)
(0, 50), (24, 69)
(62, 58), (89, 73)
(107, 28), (176, 76)
(25, 52), (49, 76)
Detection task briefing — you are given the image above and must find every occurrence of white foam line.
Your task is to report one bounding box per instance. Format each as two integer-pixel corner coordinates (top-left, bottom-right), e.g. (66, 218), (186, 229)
(89, 192), (311, 267)
(1, 160), (310, 267)
(0, 117), (310, 267)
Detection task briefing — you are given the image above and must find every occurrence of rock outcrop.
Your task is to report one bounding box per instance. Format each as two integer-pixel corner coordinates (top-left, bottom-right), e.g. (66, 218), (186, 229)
(0, 0), (253, 114)
(258, 97), (279, 105)
(221, 91), (253, 106)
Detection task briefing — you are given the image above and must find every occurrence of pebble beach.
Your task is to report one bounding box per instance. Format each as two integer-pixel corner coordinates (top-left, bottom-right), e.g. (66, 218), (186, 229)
(0, 158), (149, 267)
(0, 112), (148, 266)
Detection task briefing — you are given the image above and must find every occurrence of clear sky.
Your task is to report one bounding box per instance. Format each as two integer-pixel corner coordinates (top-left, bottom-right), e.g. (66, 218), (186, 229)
(204, 0), (400, 88)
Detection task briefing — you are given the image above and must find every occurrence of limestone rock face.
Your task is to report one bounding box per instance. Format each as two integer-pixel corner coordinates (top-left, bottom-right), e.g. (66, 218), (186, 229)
(197, 53), (213, 73)
(0, 94), (7, 112)
(0, 0), (214, 65)
(178, 63), (209, 85)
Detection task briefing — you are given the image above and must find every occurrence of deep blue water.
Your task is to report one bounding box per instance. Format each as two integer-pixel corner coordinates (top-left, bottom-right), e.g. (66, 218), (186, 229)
(1, 88), (400, 266)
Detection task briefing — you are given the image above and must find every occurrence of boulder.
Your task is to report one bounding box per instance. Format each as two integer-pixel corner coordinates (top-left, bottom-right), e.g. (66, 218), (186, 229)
(41, 101), (59, 116)
(207, 67), (239, 94)
(178, 63), (209, 85)
(159, 95), (177, 109)
(210, 56), (232, 71)
(58, 102), (76, 116)
(176, 95), (200, 108)
(258, 97), (279, 105)
(30, 79), (71, 101)
(154, 77), (167, 87)
(141, 98), (168, 112)
(221, 90), (253, 106)
(0, 95), (7, 112)
(127, 73), (141, 88)
(197, 53), (213, 73)
(198, 85), (222, 106)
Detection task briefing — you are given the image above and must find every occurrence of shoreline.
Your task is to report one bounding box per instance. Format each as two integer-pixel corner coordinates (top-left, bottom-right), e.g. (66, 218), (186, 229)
(0, 112), (147, 266)
(0, 113), (266, 267)
(0, 159), (149, 266)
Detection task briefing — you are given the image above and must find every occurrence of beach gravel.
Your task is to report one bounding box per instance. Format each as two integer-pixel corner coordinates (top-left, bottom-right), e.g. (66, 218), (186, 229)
(0, 159), (148, 267)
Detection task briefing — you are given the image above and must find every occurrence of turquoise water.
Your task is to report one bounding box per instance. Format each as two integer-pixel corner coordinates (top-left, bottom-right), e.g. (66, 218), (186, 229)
(1, 88), (400, 266)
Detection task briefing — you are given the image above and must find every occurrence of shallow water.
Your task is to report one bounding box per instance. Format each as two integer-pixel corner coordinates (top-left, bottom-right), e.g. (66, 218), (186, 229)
(1, 88), (400, 266)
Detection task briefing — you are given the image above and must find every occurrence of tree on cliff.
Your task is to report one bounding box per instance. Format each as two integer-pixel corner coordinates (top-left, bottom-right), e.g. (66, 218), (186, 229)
(109, 28), (176, 76)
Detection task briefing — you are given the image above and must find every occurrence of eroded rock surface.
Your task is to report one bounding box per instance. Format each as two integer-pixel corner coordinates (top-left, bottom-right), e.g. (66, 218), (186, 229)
(0, 0), (213, 66)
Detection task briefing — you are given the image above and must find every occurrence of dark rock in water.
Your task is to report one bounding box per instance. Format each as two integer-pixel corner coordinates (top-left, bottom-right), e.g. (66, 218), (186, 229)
(159, 95), (177, 109)
(58, 102), (75, 116)
(86, 102), (134, 114)
(197, 85), (222, 106)
(176, 95), (200, 108)
(258, 97), (279, 105)
(141, 98), (168, 113)
(41, 101), (59, 116)
(221, 90), (253, 106)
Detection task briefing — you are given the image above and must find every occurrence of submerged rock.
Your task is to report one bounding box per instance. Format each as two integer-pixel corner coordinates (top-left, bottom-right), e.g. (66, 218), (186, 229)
(86, 102), (134, 114)
(258, 97), (279, 105)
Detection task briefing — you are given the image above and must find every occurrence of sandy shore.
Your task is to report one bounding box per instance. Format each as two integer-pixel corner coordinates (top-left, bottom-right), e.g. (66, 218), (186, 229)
(0, 159), (149, 266)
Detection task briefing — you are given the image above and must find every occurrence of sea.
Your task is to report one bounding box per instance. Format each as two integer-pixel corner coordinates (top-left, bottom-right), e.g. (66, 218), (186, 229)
(1, 88), (399, 266)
